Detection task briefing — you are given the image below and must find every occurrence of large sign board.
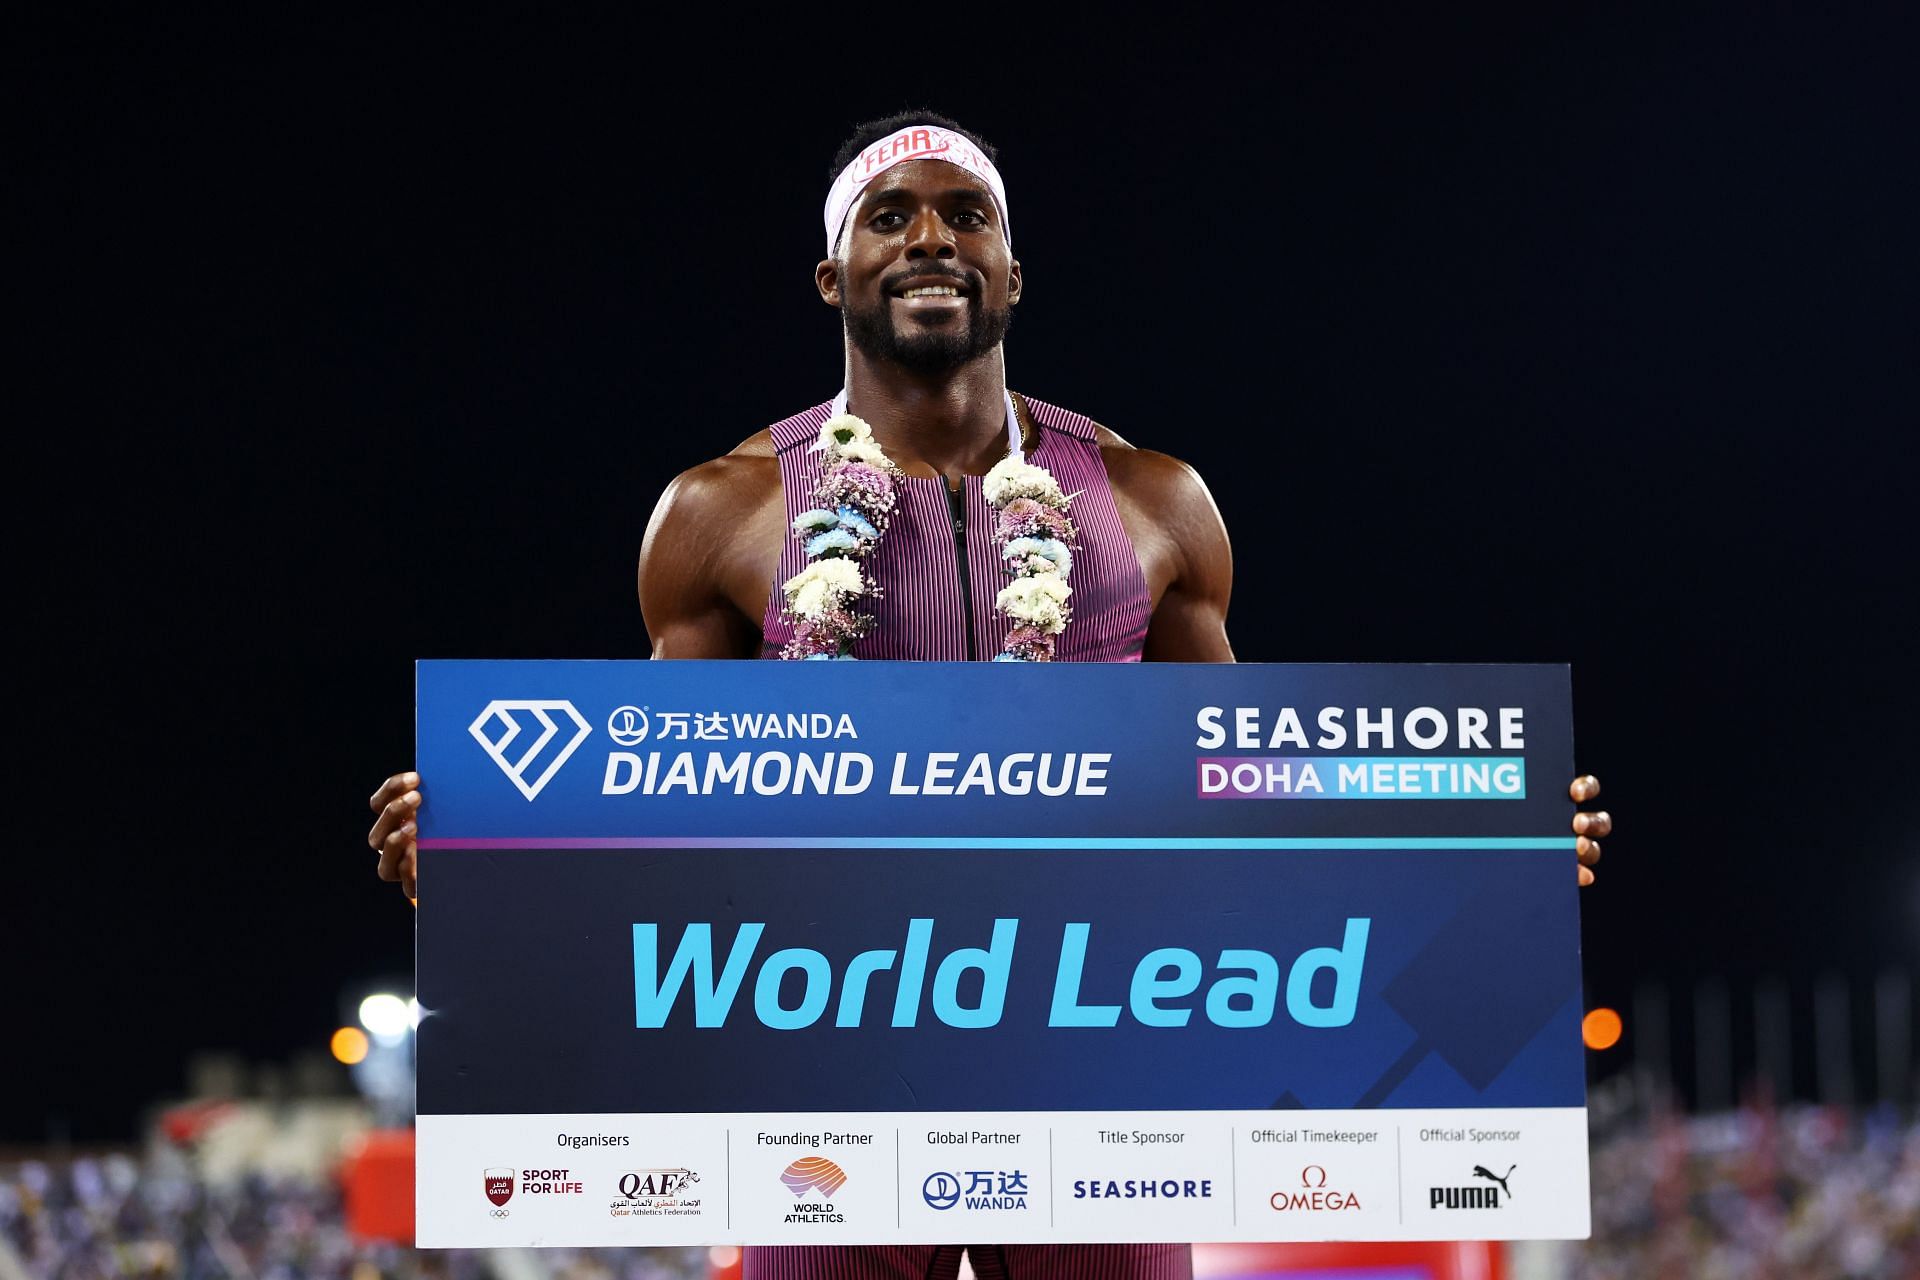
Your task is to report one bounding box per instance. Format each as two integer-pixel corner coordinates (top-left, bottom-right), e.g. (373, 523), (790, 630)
(414, 661), (1589, 1246)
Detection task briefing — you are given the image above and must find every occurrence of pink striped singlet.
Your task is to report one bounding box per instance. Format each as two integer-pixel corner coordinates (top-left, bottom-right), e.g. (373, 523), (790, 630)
(759, 395), (1150, 662)
(750, 395), (1183, 1278)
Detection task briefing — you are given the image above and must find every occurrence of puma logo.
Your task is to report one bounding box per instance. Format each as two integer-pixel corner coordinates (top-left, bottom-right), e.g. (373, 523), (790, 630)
(1471, 1164), (1516, 1200)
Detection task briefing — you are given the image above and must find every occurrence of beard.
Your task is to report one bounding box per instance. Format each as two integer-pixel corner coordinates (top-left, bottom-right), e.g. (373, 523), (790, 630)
(841, 276), (1014, 376)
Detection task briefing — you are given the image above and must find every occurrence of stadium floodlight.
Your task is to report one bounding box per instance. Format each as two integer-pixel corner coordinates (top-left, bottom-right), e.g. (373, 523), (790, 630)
(359, 992), (413, 1044)
(409, 996), (422, 1028)
(330, 1026), (370, 1065)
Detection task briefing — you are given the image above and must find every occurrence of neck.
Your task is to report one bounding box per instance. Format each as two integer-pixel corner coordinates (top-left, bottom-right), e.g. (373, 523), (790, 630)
(842, 345), (1010, 481)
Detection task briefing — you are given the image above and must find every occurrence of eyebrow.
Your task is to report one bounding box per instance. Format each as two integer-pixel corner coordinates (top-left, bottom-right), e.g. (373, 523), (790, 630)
(859, 186), (996, 212)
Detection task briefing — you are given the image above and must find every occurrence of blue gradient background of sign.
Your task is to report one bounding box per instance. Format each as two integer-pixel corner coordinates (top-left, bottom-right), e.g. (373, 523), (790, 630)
(416, 662), (1583, 1117)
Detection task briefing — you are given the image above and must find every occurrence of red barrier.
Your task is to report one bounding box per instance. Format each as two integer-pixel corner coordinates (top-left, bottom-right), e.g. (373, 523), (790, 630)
(1195, 1241), (1504, 1279)
(340, 1129), (417, 1245)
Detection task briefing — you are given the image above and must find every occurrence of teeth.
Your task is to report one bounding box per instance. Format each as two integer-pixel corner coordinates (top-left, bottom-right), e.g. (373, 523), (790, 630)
(902, 286), (960, 298)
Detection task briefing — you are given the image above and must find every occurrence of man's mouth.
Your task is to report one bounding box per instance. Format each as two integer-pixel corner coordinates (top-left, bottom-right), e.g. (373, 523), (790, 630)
(898, 285), (962, 299)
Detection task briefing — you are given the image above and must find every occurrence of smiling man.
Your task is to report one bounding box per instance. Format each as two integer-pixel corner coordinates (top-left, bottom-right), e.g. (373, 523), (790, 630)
(369, 111), (1609, 1280)
(636, 116), (1237, 667)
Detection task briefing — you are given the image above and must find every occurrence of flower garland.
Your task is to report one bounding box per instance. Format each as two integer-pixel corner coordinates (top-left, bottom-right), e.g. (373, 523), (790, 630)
(983, 455), (1079, 662)
(778, 414), (900, 660)
(779, 411), (1078, 661)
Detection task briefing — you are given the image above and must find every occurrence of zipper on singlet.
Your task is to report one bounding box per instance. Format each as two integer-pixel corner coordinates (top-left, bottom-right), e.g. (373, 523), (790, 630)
(945, 481), (976, 661)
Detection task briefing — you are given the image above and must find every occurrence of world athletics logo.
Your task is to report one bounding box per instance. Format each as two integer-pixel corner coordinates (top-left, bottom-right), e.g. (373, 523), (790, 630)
(780, 1157), (848, 1198)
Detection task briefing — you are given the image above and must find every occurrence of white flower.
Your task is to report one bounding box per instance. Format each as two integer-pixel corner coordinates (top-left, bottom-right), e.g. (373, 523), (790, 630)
(995, 573), (1072, 634)
(783, 558), (864, 619)
(835, 439), (894, 468)
(814, 413), (875, 455)
(983, 456), (1066, 508)
(1002, 536), (1072, 578)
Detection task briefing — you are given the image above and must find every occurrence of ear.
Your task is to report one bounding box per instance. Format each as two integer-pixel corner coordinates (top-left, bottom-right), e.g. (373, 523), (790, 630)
(1007, 256), (1022, 306)
(816, 258), (843, 308)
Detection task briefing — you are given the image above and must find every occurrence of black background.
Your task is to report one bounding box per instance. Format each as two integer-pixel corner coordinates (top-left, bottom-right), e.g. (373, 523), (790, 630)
(14, 6), (1916, 1140)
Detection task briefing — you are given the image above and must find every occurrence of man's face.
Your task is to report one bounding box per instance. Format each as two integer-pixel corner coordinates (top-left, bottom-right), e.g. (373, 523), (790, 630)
(819, 159), (1021, 375)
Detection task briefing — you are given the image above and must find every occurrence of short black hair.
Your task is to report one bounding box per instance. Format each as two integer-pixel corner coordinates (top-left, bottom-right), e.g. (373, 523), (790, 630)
(828, 111), (999, 183)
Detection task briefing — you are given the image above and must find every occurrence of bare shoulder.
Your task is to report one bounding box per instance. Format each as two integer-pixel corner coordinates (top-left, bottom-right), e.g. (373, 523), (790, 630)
(1081, 417), (1234, 661)
(650, 431), (779, 528)
(1087, 420), (1220, 520)
(639, 429), (787, 657)
(724, 427), (778, 459)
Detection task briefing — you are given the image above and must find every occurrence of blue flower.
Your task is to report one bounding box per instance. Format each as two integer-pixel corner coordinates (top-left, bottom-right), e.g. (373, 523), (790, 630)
(1001, 536), (1072, 579)
(806, 528), (862, 558)
(836, 505), (879, 540)
(792, 508), (841, 534)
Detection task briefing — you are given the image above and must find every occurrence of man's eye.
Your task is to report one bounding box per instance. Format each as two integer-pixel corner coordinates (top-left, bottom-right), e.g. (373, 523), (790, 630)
(871, 211), (906, 229)
(954, 210), (987, 227)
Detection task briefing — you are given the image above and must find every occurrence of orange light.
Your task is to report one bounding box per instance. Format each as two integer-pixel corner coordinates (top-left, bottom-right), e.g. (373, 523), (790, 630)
(331, 1026), (371, 1065)
(1582, 1007), (1623, 1051)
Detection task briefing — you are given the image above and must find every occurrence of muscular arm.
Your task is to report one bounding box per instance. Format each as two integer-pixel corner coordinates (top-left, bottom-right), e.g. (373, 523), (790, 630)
(1140, 454), (1235, 661)
(1096, 431), (1235, 663)
(638, 453), (778, 659)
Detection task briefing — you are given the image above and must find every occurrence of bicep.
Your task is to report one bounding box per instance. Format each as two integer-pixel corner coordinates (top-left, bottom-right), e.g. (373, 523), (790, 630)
(1142, 461), (1235, 663)
(638, 470), (762, 660)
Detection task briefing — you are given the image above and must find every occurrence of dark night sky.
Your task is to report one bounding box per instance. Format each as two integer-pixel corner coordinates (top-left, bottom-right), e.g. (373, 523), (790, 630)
(15, 7), (1916, 1140)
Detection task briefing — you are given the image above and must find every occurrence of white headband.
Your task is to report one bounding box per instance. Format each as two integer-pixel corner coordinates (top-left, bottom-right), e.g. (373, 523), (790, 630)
(823, 124), (1010, 258)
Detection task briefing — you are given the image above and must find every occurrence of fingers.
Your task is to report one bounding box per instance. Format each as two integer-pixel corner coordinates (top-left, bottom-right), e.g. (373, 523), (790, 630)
(1576, 835), (1602, 866)
(377, 820), (416, 881)
(1572, 810), (1612, 838)
(1569, 775), (1601, 804)
(367, 773), (423, 853)
(369, 772), (422, 902)
(1578, 865), (1595, 888)
(369, 772), (421, 816)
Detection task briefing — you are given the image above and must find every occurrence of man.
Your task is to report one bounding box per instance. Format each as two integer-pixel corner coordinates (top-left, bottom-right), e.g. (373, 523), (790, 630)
(369, 112), (1609, 1280)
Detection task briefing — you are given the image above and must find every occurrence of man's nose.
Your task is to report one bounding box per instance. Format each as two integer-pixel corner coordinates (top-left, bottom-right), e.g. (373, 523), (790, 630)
(904, 208), (956, 260)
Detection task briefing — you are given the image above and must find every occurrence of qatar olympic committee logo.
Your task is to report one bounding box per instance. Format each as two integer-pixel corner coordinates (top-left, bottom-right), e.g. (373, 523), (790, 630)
(468, 700), (592, 800)
(483, 1167), (514, 1217)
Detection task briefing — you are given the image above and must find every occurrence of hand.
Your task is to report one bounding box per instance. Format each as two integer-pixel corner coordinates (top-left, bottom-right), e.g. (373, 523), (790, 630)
(368, 771), (422, 903)
(1570, 775), (1610, 887)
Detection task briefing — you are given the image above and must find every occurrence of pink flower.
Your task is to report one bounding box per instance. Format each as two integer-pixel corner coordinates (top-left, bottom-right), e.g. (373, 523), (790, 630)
(1001, 625), (1057, 662)
(996, 498), (1047, 539)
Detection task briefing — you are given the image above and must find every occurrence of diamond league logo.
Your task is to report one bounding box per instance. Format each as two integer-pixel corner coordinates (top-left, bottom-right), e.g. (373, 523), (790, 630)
(468, 701), (593, 800)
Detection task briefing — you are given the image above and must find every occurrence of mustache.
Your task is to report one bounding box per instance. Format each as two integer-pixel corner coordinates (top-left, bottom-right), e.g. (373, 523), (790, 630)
(882, 264), (975, 293)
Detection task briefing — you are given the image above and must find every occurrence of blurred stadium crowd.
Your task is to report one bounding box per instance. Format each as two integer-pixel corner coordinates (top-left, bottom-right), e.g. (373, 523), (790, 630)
(0, 1146), (707, 1280)
(2, 1104), (1915, 1280)
(1574, 1103), (1920, 1279)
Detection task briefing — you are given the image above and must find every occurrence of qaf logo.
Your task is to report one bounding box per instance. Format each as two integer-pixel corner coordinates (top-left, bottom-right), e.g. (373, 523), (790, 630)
(610, 1168), (702, 1219)
(469, 701), (592, 800)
